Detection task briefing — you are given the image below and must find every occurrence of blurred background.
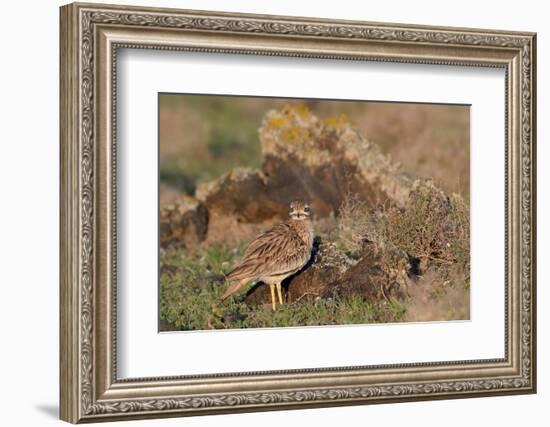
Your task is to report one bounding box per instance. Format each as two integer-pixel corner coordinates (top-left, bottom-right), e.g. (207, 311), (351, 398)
(159, 94), (469, 204)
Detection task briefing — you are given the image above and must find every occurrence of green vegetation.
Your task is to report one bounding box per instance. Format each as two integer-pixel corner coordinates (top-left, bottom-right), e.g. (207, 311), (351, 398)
(159, 243), (406, 331)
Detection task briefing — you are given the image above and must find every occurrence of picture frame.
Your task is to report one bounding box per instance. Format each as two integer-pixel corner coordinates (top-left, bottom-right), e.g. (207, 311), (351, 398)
(59, 2), (537, 423)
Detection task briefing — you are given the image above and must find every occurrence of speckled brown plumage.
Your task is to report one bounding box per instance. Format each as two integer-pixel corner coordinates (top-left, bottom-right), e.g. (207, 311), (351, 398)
(221, 200), (314, 309)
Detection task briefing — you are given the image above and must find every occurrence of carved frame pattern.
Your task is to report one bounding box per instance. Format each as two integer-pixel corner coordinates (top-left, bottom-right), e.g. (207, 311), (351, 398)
(60, 2), (536, 423)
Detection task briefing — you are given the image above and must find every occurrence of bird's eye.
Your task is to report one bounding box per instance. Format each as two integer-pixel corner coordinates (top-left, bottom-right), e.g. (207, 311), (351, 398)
(304, 206), (310, 212)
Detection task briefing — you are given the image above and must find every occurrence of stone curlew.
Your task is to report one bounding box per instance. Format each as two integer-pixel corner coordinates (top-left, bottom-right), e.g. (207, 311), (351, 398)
(221, 200), (314, 310)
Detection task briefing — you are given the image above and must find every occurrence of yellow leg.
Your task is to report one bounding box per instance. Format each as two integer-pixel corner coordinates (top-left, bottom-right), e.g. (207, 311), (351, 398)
(276, 283), (283, 305)
(269, 284), (276, 311)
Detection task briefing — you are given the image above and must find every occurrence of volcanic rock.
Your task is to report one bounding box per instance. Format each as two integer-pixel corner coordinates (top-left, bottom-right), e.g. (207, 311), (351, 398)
(159, 196), (209, 247)
(196, 105), (413, 222)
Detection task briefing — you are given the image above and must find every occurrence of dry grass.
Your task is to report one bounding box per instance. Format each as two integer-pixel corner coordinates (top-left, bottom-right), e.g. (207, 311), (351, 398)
(384, 181), (470, 278)
(404, 269), (470, 322)
(338, 182), (469, 276)
(337, 183), (470, 320)
(337, 193), (379, 257)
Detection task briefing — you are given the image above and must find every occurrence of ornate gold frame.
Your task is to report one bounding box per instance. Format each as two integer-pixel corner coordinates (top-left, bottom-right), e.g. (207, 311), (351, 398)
(60, 2), (537, 423)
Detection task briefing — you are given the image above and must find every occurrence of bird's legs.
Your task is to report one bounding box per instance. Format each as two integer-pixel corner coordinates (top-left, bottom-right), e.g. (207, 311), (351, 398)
(269, 284), (276, 311)
(276, 283), (284, 305)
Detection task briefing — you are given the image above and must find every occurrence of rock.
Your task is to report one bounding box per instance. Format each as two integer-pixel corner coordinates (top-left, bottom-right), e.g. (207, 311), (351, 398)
(159, 196), (209, 247)
(159, 182), (186, 206)
(195, 168), (288, 222)
(261, 105), (412, 210)
(244, 238), (349, 304)
(244, 238), (408, 306)
(196, 105), (413, 223)
(282, 240), (356, 302)
(320, 246), (410, 301)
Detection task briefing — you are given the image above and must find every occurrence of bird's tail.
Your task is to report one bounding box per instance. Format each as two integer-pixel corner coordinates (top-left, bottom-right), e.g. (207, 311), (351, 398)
(220, 279), (247, 300)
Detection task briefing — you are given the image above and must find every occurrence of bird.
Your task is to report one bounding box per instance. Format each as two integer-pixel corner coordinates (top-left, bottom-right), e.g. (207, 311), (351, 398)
(221, 200), (314, 310)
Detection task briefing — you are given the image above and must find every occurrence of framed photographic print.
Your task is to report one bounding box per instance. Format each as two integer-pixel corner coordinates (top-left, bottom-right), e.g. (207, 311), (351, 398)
(59, 2), (537, 423)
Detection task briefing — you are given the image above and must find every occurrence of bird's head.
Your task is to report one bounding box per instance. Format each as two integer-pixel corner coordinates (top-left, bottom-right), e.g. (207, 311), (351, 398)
(289, 200), (311, 220)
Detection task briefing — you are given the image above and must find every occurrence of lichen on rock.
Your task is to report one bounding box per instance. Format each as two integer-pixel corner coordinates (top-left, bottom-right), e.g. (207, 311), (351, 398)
(186, 104), (417, 224)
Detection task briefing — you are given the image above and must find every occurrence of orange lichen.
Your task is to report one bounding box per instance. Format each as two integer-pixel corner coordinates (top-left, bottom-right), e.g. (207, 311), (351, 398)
(291, 103), (312, 119)
(323, 113), (354, 131)
(262, 104), (319, 146)
(266, 116), (288, 129)
(280, 127), (310, 145)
